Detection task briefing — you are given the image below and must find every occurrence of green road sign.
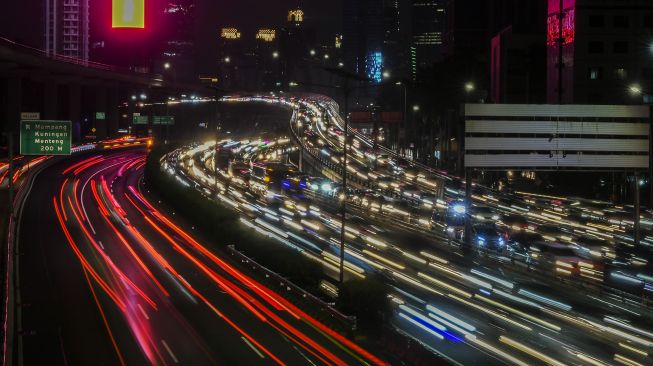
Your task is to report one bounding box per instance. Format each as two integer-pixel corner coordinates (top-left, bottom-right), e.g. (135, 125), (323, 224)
(153, 116), (175, 125)
(20, 120), (71, 155)
(133, 115), (149, 125)
(96, 112), (106, 120)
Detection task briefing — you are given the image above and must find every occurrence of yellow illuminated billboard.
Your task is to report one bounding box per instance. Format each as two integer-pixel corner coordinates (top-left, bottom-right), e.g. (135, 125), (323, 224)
(112, 0), (145, 28)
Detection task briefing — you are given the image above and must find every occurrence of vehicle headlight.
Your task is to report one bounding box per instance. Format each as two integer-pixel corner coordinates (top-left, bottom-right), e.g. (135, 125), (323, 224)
(492, 215), (500, 220)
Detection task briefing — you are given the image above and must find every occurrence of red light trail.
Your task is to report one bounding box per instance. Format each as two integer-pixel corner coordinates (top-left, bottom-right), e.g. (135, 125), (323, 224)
(49, 150), (385, 365)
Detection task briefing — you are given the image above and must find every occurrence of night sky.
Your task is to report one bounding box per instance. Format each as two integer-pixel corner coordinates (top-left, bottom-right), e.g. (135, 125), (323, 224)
(203, 0), (341, 38)
(0, 1), (342, 50)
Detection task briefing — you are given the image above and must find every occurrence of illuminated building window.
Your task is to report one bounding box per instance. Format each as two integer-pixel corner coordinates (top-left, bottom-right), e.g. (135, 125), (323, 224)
(614, 68), (627, 80)
(366, 52), (383, 83)
(588, 67), (602, 80)
(221, 28), (241, 40)
(256, 29), (276, 42)
(288, 9), (304, 23)
(335, 35), (342, 49)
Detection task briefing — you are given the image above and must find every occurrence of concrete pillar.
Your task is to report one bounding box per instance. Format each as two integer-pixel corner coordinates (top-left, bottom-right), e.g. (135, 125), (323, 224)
(43, 80), (58, 120)
(94, 87), (108, 140)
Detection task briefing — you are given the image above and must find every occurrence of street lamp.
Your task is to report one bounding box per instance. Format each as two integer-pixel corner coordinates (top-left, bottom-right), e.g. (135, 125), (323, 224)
(629, 84), (643, 96)
(412, 104), (420, 112)
(338, 62), (344, 67)
(164, 62), (171, 70)
(224, 56), (231, 63)
(382, 70), (391, 79)
(324, 54), (330, 60)
(140, 93), (147, 100)
(464, 82), (475, 93)
(310, 49), (316, 56)
(272, 51), (279, 59)
(131, 95), (137, 101)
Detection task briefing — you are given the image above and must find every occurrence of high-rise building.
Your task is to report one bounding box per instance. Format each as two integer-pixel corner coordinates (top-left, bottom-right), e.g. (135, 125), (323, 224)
(45, 0), (90, 60)
(411, 1), (446, 81)
(158, 0), (196, 81)
(489, 1), (547, 103)
(342, 0), (387, 80)
(546, 0), (653, 104)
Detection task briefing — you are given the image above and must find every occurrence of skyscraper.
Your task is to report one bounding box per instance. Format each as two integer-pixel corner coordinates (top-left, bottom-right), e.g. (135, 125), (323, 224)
(411, 1), (446, 80)
(45, 0), (90, 60)
(342, 0), (387, 80)
(546, 0), (653, 104)
(158, 0), (196, 81)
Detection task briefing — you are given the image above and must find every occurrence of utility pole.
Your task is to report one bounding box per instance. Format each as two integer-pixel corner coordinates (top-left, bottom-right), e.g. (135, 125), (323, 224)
(635, 172), (641, 246)
(339, 82), (350, 284)
(464, 168), (473, 255)
(305, 67), (372, 283)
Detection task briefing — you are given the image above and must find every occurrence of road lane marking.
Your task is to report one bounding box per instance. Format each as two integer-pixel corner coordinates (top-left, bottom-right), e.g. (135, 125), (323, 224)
(293, 345), (317, 366)
(161, 339), (179, 363)
(241, 336), (265, 358)
(97, 240), (105, 250)
(137, 303), (149, 320)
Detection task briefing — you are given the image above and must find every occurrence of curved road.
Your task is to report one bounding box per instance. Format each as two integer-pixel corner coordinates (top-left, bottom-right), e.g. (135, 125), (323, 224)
(16, 147), (384, 365)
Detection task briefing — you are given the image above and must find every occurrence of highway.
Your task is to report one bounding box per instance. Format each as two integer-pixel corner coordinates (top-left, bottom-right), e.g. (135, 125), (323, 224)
(15, 146), (385, 365)
(156, 94), (653, 365)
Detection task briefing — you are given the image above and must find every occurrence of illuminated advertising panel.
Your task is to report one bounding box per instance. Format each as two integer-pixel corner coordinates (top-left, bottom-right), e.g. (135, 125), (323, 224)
(112, 0), (145, 28)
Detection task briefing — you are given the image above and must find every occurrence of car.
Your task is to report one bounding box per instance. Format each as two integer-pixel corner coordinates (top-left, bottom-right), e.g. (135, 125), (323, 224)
(536, 224), (569, 241)
(572, 236), (616, 263)
(506, 232), (543, 264)
(306, 177), (334, 195)
(471, 205), (499, 222)
(472, 224), (505, 253)
(501, 214), (530, 231)
(529, 242), (583, 276)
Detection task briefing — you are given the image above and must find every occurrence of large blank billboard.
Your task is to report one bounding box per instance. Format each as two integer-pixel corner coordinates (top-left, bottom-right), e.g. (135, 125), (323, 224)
(464, 104), (650, 170)
(112, 0), (145, 29)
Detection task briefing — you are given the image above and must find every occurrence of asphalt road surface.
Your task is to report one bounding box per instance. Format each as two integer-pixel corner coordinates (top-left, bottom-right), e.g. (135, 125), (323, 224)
(16, 147), (384, 366)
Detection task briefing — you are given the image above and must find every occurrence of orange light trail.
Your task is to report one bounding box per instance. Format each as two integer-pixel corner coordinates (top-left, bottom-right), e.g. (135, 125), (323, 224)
(127, 187), (386, 365)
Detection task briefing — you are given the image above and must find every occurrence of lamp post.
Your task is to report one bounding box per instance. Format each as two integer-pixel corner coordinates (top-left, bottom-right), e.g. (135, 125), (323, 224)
(292, 72), (392, 283)
(321, 67), (372, 284)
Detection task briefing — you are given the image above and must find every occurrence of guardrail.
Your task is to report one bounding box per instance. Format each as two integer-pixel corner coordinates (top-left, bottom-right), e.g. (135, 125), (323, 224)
(1, 141), (146, 366)
(225, 245), (357, 330)
(0, 37), (157, 76)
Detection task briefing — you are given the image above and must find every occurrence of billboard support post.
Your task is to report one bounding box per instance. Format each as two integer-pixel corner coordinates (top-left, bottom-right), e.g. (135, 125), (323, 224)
(635, 171), (641, 247)
(464, 169), (472, 254)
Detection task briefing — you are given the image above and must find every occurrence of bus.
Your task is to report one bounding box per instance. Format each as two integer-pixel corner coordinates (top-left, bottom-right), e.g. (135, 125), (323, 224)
(250, 162), (296, 194)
